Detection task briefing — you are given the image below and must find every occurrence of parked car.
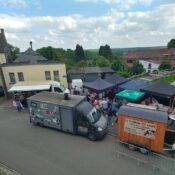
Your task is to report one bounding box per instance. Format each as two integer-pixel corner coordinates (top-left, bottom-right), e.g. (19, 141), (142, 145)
(0, 86), (4, 97)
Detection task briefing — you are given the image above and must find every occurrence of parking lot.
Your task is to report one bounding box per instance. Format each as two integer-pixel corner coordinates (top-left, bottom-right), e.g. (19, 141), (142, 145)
(0, 107), (168, 175)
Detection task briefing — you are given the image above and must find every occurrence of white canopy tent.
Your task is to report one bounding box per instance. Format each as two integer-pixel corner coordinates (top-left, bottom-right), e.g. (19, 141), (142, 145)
(8, 81), (54, 92)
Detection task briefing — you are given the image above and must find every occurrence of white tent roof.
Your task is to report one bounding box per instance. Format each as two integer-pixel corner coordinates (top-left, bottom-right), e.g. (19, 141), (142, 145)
(8, 81), (53, 92)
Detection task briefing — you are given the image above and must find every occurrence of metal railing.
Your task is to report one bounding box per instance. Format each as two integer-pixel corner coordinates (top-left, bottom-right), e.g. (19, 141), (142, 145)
(115, 140), (175, 175)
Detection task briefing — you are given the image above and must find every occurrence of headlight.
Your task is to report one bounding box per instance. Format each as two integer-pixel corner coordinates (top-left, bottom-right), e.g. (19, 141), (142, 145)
(98, 127), (103, 132)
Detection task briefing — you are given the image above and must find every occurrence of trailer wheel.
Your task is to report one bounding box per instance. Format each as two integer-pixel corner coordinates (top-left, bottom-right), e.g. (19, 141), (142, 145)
(88, 133), (96, 141)
(139, 148), (149, 154)
(128, 144), (136, 151)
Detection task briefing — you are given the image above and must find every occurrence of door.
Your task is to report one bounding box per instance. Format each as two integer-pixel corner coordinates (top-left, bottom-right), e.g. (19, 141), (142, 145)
(60, 108), (74, 133)
(77, 112), (89, 135)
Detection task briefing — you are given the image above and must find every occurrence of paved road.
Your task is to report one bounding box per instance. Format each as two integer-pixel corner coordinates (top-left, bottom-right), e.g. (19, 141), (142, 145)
(0, 108), (163, 175)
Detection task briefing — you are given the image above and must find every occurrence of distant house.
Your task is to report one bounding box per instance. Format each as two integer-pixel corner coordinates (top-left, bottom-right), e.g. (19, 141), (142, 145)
(124, 48), (175, 68)
(67, 67), (115, 82)
(139, 60), (160, 72)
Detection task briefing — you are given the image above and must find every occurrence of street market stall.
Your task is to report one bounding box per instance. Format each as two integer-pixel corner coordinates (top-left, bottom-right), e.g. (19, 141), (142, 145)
(141, 80), (175, 106)
(118, 79), (150, 92)
(105, 73), (128, 91)
(116, 89), (145, 102)
(83, 77), (115, 93)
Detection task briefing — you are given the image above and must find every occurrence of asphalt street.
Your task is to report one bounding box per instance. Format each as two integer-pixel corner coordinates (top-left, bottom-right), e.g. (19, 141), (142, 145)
(0, 107), (165, 175)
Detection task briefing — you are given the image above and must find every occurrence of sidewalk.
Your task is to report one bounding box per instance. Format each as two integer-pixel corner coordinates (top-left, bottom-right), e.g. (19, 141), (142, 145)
(0, 97), (13, 109)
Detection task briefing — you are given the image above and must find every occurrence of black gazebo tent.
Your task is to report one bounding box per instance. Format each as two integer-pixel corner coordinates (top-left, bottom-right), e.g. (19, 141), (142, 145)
(83, 77), (115, 93)
(141, 80), (175, 105)
(105, 73), (128, 87)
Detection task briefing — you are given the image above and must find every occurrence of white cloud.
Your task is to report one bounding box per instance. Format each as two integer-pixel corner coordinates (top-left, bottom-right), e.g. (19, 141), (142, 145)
(0, 0), (41, 9)
(75, 0), (153, 9)
(0, 0), (27, 8)
(1, 3), (175, 50)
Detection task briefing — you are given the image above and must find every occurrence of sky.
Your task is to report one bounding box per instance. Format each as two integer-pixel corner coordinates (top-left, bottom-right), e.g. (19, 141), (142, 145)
(0, 0), (175, 51)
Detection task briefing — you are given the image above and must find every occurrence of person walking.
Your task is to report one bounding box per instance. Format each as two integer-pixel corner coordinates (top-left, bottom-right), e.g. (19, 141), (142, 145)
(13, 98), (24, 112)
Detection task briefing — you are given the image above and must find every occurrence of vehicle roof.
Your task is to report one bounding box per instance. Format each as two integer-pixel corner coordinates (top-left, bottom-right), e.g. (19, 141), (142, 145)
(118, 105), (168, 124)
(28, 91), (86, 107)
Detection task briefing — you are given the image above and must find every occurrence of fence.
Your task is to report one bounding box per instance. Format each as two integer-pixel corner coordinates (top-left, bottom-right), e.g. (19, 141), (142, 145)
(115, 140), (175, 175)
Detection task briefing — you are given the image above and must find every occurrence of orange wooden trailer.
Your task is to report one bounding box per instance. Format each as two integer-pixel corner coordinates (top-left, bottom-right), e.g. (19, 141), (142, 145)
(118, 105), (169, 153)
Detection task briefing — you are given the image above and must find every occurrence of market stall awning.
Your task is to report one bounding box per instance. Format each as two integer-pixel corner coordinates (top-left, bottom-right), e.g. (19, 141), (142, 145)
(105, 73), (128, 86)
(83, 77), (115, 93)
(116, 89), (145, 102)
(118, 79), (150, 91)
(8, 81), (52, 92)
(141, 80), (175, 99)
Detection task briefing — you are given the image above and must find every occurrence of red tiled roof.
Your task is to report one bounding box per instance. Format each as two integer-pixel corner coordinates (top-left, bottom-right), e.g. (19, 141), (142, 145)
(125, 48), (175, 60)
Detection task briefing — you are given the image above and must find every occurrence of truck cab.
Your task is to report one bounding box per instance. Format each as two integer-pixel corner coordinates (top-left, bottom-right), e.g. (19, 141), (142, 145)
(76, 101), (107, 140)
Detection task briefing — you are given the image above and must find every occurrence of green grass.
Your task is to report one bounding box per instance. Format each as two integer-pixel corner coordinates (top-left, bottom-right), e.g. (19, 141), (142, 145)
(163, 74), (175, 83)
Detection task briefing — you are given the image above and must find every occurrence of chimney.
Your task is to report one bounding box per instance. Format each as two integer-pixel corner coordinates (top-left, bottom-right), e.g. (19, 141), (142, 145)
(0, 29), (4, 35)
(30, 41), (33, 49)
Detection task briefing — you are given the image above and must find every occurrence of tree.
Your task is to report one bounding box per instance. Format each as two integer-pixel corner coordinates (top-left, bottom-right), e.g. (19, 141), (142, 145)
(37, 46), (57, 60)
(167, 39), (175, 48)
(74, 44), (85, 62)
(93, 56), (110, 67)
(111, 57), (128, 72)
(159, 60), (172, 70)
(9, 45), (20, 61)
(99, 44), (112, 58)
(132, 61), (145, 75)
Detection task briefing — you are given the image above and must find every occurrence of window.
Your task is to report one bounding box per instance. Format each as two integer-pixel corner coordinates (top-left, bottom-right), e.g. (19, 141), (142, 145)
(18, 72), (24, 81)
(9, 72), (16, 84)
(53, 71), (60, 81)
(45, 71), (51, 80)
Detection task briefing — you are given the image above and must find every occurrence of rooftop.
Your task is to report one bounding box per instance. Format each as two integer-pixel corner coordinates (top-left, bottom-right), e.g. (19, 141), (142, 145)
(28, 91), (86, 107)
(68, 67), (115, 74)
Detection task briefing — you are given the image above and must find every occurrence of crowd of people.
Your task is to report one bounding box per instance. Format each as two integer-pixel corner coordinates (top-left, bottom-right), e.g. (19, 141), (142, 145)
(86, 91), (122, 126)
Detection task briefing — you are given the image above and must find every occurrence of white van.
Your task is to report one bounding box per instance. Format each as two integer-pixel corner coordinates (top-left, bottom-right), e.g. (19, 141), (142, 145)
(71, 79), (83, 91)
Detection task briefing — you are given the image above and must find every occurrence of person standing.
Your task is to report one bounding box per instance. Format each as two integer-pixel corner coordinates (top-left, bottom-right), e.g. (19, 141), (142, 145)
(14, 98), (24, 112)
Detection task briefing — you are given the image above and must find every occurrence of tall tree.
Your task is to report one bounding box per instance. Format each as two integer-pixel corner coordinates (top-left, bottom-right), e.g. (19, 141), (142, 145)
(9, 45), (20, 61)
(99, 44), (112, 58)
(159, 60), (172, 70)
(132, 61), (145, 75)
(74, 44), (85, 62)
(167, 39), (175, 48)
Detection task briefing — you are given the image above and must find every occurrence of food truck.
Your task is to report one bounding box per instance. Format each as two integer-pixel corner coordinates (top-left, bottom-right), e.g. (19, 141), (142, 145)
(27, 91), (108, 141)
(117, 104), (175, 154)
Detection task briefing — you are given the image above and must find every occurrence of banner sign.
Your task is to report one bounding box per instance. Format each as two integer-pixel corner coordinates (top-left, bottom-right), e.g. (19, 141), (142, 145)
(124, 119), (156, 139)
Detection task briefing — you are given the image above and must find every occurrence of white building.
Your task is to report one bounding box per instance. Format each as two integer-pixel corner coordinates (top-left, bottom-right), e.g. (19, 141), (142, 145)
(139, 60), (160, 72)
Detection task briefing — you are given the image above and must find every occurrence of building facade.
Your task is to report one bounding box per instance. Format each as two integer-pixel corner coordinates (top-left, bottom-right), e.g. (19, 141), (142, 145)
(139, 60), (159, 72)
(0, 29), (68, 96)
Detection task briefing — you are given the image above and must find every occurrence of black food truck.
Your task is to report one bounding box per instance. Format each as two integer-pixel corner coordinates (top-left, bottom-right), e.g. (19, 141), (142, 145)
(27, 91), (108, 140)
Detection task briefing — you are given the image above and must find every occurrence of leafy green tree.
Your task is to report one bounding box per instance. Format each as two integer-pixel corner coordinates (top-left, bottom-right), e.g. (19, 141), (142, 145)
(77, 60), (87, 67)
(9, 45), (20, 61)
(93, 56), (110, 67)
(74, 44), (85, 61)
(111, 57), (128, 72)
(132, 61), (145, 75)
(37, 46), (57, 60)
(159, 60), (172, 70)
(99, 44), (112, 58)
(66, 49), (74, 60)
(167, 39), (175, 48)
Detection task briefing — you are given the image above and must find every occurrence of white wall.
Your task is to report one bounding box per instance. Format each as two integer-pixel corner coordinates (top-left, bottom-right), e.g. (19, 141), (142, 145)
(139, 60), (159, 72)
